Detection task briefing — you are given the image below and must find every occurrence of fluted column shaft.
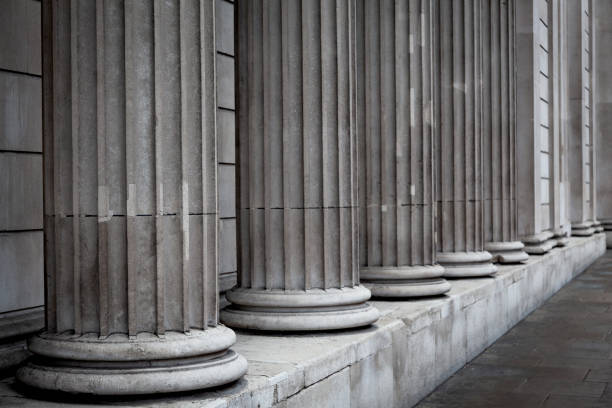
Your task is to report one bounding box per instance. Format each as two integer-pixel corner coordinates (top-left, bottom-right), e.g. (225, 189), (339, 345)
(568, 0), (597, 237)
(221, 0), (379, 331)
(593, 0), (612, 244)
(482, 0), (528, 263)
(17, 0), (246, 395)
(433, 0), (496, 277)
(516, 0), (561, 254)
(356, 0), (450, 297)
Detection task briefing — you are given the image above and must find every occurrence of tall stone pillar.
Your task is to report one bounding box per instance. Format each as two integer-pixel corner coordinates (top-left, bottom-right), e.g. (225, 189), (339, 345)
(220, 0), (379, 331)
(433, 0), (497, 277)
(357, 0), (450, 297)
(516, 0), (560, 254)
(482, 0), (528, 263)
(17, 0), (247, 395)
(567, 0), (596, 237)
(594, 0), (612, 246)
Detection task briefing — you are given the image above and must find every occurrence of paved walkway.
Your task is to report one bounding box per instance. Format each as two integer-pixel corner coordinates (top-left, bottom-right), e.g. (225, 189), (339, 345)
(417, 249), (612, 408)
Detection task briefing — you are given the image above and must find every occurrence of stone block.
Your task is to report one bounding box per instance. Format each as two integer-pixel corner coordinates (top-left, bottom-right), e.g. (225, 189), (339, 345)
(218, 108), (236, 163)
(217, 54), (235, 110)
(0, 71), (42, 152)
(219, 164), (236, 218)
(285, 368), (350, 408)
(0, 0), (41, 75)
(0, 152), (43, 230)
(350, 347), (394, 408)
(0, 231), (44, 313)
(216, 0), (234, 56)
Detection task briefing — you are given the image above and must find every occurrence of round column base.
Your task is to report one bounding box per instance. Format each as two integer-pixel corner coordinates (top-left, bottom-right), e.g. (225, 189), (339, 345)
(572, 222), (595, 237)
(221, 286), (380, 331)
(522, 232), (556, 255)
(592, 221), (604, 233)
(438, 252), (497, 278)
(16, 327), (247, 395)
(361, 265), (450, 297)
(485, 241), (529, 264)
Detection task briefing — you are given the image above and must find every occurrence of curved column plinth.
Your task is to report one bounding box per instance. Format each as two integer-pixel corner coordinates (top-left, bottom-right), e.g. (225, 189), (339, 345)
(592, 220), (604, 233)
(438, 252), (497, 278)
(16, 327), (247, 395)
(572, 222), (595, 237)
(553, 230), (570, 247)
(485, 242), (529, 264)
(221, 287), (379, 332)
(361, 265), (450, 298)
(522, 232), (557, 255)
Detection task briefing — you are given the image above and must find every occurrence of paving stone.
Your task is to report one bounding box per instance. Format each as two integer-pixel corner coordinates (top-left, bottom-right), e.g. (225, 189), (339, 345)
(417, 251), (612, 408)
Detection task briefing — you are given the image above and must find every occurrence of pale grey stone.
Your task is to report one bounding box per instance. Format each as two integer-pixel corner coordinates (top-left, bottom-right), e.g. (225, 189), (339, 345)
(0, 71), (42, 152)
(0, 0), (40, 75)
(0, 153), (43, 230)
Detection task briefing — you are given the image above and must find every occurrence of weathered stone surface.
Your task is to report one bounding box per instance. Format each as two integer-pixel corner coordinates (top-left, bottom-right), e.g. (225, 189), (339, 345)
(0, 153), (43, 231)
(433, 0), (496, 277)
(0, 235), (605, 407)
(0, 231), (44, 313)
(222, 0), (379, 331)
(16, 0), (246, 395)
(357, 0), (449, 297)
(0, 0), (40, 75)
(0, 71), (42, 152)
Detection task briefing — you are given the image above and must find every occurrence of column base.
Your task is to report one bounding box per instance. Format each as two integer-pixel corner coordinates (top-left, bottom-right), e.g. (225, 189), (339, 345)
(16, 326), (247, 395)
(592, 220), (604, 233)
(485, 241), (529, 264)
(552, 229), (570, 247)
(221, 286), (379, 331)
(438, 251), (497, 278)
(522, 231), (556, 255)
(572, 222), (595, 237)
(361, 265), (450, 297)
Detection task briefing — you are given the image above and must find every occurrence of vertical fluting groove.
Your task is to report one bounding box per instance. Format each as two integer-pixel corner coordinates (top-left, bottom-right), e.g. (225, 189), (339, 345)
(280, 0), (304, 290)
(43, 0), (58, 332)
(475, 1), (483, 248)
(123, 2), (136, 337)
(426, 0), (434, 264)
(439, 0), (451, 252)
(70, 0), (82, 335)
(500, 0), (509, 241)
(349, 0), (359, 286)
(200, 0), (217, 326)
(152, 0), (165, 336)
(395, 0), (405, 265)
(178, 1), (189, 333)
(452, 0), (461, 251)
(491, 0), (500, 241)
(419, 0), (427, 264)
(249, 0), (263, 290)
(262, 0), (271, 290)
(96, 0), (109, 337)
(409, 0), (417, 263)
(509, 0), (515, 239)
(337, 0), (351, 287)
(464, 0), (472, 249)
(321, 0), (336, 288)
(365, 0), (375, 267)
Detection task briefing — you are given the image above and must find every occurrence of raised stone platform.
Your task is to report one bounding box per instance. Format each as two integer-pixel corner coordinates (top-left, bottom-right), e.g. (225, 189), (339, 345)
(0, 235), (605, 408)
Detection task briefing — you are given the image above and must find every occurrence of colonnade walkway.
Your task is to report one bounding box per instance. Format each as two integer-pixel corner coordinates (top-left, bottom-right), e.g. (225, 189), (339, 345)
(417, 251), (612, 408)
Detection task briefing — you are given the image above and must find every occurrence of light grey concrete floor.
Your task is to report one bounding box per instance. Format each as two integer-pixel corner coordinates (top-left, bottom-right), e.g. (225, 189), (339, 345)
(417, 249), (612, 408)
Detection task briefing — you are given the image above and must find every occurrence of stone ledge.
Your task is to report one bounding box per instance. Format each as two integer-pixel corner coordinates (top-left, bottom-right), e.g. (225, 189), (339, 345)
(0, 234), (605, 408)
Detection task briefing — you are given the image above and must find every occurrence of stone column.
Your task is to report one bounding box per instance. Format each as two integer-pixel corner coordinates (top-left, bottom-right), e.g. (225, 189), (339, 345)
(516, 0), (559, 254)
(17, 0), (247, 395)
(567, 0), (596, 237)
(594, 0), (612, 246)
(357, 0), (450, 297)
(433, 0), (497, 277)
(481, 0), (528, 263)
(220, 0), (379, 331)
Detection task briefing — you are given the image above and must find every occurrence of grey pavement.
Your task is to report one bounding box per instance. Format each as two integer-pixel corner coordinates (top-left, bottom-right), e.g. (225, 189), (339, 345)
(417, 250), (612, 408)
